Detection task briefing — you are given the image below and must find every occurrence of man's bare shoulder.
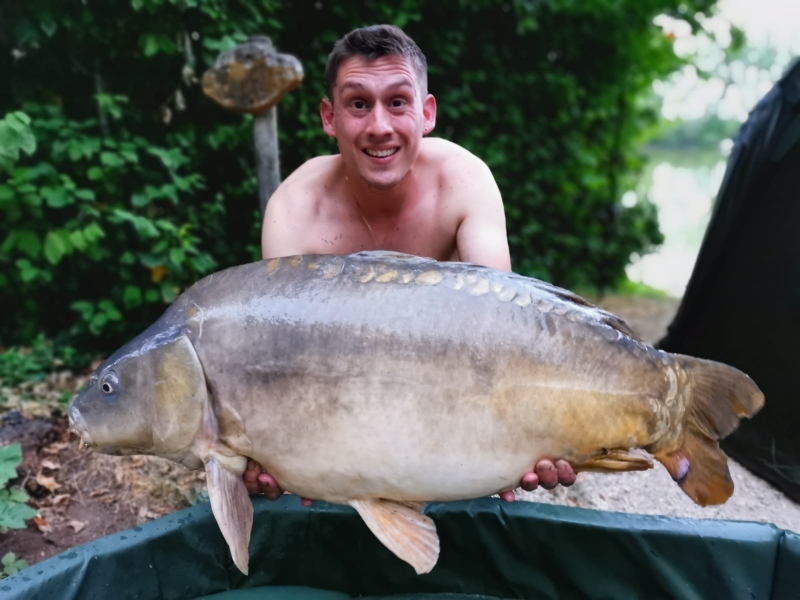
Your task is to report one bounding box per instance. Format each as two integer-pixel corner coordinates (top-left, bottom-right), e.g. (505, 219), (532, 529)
(422, 136), (485, 164)
(421, 138), (495, 188)
(269, 154), (340, 213)
(261, 155), (343, 258)
(420, 138), (500, 204)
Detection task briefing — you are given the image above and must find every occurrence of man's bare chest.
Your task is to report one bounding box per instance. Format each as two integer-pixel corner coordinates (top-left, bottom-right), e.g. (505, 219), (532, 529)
(308, 205), (458, 261)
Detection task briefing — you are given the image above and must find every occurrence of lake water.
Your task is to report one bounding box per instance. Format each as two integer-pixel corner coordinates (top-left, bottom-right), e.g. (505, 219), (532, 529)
(624, 146), (730, 298)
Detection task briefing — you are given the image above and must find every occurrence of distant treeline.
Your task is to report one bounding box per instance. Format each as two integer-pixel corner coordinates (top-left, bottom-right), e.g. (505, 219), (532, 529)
(650, 115), (742, 149)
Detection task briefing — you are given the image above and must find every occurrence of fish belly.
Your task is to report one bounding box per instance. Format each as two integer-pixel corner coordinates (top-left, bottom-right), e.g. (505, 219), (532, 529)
(223, 351), (655, 505)
(245, 382), (549, 504)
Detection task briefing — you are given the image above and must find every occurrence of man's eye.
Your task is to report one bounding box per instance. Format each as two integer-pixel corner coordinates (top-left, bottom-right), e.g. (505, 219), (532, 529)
(392, 100), (405, 107)
(352, 101), (366, 109)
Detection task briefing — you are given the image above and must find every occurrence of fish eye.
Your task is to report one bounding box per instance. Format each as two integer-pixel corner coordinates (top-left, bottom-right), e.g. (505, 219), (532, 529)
(101, 372), (119, 395)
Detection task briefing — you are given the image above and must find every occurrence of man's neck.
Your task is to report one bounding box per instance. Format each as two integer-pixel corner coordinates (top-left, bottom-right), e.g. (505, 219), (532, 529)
(343, 164), (415, 220)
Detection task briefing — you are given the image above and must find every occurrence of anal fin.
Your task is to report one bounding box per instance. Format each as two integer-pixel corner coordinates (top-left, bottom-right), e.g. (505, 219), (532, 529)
(205, 457), (253, 575)
(396, 501), (426, 512)
(573, 448), (654, 473)
(349, 499), (439, 575)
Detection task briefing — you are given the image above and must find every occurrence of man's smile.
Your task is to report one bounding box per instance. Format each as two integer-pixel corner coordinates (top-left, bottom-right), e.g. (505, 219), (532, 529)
(364, 148), (400, 158)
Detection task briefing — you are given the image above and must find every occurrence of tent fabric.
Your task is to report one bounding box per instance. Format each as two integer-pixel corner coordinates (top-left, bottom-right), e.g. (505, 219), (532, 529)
(657, 58), (800, 502)
(2, 495), (799, 599)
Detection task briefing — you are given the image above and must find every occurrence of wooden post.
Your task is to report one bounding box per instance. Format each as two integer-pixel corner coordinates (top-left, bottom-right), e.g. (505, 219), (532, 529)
(202, 36), (303, 214)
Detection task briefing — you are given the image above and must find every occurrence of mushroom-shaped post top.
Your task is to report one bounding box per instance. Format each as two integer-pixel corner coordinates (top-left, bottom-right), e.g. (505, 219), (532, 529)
(202, 36), (303, 214)
(202, 36), (303, 116)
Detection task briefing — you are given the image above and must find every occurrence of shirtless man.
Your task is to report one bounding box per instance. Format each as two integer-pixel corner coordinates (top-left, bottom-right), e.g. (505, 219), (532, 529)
(244, 24), (576, 503)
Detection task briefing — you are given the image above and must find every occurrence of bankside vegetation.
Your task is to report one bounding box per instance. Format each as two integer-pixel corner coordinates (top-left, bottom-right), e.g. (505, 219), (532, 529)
(1, 0), (724, 362)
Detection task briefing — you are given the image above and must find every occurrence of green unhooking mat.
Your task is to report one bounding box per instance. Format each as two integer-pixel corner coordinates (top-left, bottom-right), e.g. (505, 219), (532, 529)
(2, 496), (799, 599)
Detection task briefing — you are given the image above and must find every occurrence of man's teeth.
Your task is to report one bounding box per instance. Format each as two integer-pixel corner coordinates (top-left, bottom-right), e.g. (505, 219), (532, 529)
(365, 148), (398, 158)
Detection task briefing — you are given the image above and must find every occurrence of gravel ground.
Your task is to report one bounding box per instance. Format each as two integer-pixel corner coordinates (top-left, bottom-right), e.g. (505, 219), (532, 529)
(513, 295), (800, 534)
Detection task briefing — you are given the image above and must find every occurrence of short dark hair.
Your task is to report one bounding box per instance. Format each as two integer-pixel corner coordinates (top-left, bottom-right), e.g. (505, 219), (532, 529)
(324, 25), (428, 101)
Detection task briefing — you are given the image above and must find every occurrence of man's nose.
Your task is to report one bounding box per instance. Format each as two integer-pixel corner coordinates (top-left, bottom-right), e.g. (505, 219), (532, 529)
(366, 104), (392, 137)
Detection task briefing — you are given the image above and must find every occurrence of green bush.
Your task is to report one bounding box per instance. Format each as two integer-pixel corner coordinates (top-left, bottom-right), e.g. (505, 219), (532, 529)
(0, 443), (38, 534)
(1, 552), (30, 579)
(1, 0), (270, 354)
(0, 334), (69, 388)
(0, 0), (715, 357)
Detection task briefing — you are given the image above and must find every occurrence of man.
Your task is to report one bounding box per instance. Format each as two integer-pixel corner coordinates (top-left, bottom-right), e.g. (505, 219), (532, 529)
(245, 24), (576, 503)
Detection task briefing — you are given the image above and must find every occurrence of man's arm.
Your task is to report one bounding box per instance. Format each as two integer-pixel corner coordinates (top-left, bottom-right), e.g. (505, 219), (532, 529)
(453, 159), (512, 271)
(261, 184), (307, 259)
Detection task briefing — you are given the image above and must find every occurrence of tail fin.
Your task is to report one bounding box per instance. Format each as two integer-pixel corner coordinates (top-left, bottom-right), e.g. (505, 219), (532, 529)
(652, 355), (764, 506)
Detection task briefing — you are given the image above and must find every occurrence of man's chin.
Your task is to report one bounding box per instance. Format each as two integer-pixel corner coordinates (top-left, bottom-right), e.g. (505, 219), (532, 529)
(363, 178), (400, 191)
(358, 168), (408, 191)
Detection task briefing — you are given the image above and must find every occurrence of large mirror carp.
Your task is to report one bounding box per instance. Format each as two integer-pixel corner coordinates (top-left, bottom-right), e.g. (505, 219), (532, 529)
(68, 251), (764, 575)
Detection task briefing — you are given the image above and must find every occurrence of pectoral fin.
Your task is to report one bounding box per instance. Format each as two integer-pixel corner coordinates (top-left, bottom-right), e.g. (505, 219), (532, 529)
(348, 499), (439, 575)
(205, 457), (253, 575)
(573, 448), (654, 473)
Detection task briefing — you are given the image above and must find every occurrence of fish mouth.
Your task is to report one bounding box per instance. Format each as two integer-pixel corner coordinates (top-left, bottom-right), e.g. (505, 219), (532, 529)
(67, 407), (148, 456)
(68, 405), (96, 450)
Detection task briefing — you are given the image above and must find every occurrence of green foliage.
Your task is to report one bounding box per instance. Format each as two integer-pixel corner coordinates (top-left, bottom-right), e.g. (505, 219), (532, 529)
(1, 552), (30, 579)
(0, 335), (77, 388)
(0, 112), (36, 169)
(0, 0), (273, 354)
(0, 101), (232, 351)
(0, 0), (716, 356)
(0, 444), (23, 487)
(608, 275), (674, 299)
(0, 444), (38, 532)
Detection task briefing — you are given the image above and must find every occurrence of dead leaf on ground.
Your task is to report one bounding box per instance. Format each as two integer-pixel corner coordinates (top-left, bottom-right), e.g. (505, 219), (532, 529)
(137, 506), (160, 521)
(51, 494), (72, 508)
(68, 520), (86, 533)
(34, 515), (52, 533)
(41, 459), (61, 470)
(42, 443), (70, 455)
(35, 473), (61, 492)
(89, 489), (110, 498)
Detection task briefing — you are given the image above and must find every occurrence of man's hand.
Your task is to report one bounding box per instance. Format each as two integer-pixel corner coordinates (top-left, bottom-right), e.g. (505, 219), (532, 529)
(243, 460), (282, 499)
(242, 458), (576, 505)
(497, 459), (576, 502)
(243, 461), (313, 506)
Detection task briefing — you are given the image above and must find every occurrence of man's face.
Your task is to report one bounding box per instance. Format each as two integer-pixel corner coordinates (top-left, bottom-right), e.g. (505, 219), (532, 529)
(320, 55), (436, 190)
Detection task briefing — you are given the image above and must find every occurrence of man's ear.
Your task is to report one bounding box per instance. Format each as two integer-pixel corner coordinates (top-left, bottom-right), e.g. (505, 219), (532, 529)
(320, 98), (336, 138)
(422, 94), (437, 136)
